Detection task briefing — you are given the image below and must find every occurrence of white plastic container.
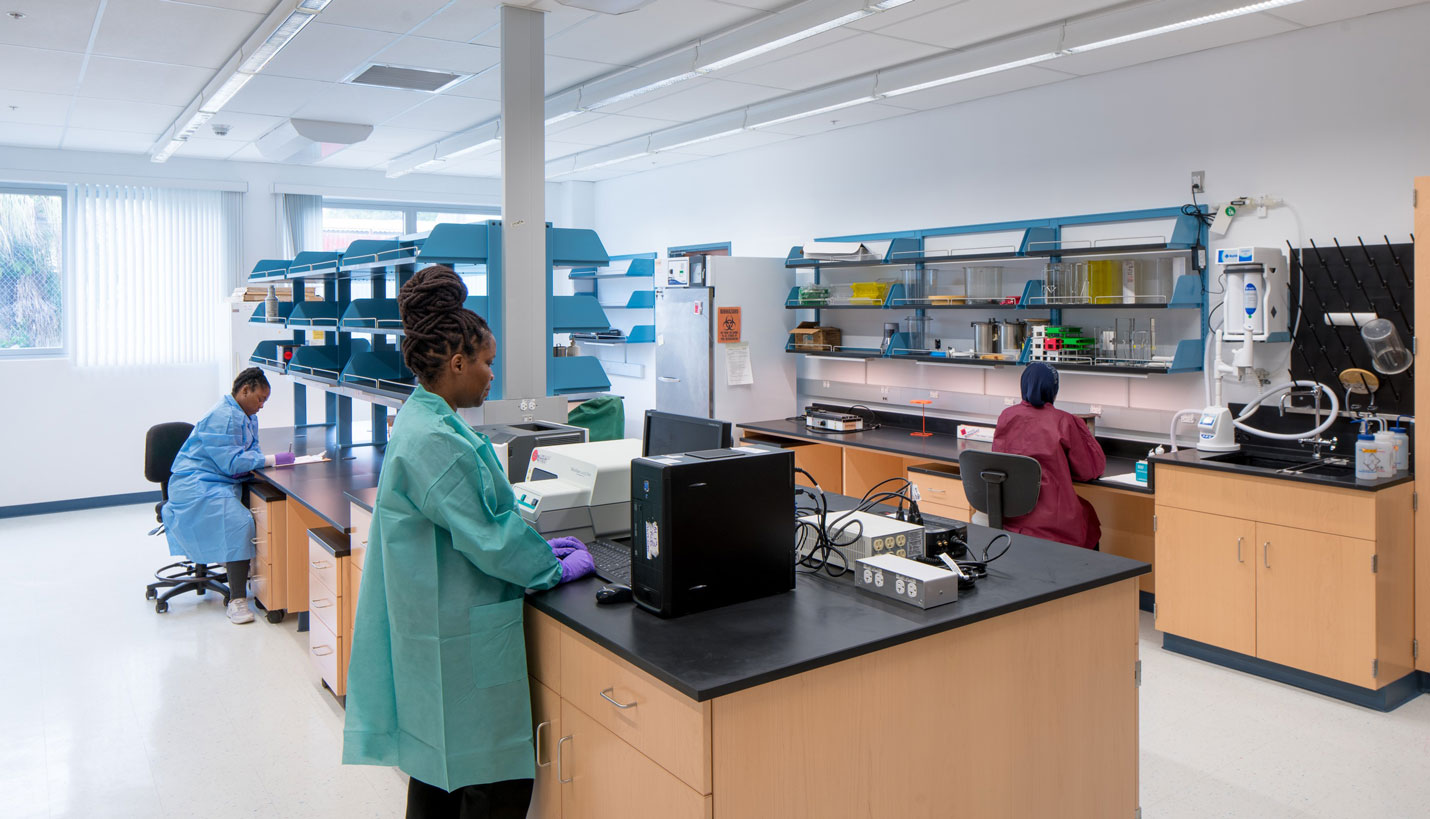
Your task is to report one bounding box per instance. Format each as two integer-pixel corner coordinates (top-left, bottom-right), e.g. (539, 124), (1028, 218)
(1355, 433), (1386, 482)
(1388, 423), (1410, 473)
(1373, 428), (1398, 477)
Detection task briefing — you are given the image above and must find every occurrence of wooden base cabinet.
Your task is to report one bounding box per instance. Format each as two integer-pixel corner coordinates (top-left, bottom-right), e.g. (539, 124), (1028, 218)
(558, 703), (711, 819)
(530, 681), (562, 819)
(247, 486), (287, 613)
(1155, 466), (1414, 689)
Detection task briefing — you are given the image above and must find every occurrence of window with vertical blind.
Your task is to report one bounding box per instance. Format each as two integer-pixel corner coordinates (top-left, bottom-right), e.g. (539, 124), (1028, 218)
(73, 185), (240, 367)
(0, 186), (64, 356)
(321, 199), (498, 248)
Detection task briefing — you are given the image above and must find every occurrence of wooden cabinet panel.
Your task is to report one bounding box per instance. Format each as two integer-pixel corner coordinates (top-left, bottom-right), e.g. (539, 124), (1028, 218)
(918, 500), (967, 524)
(907, 468), (967, 513)
(309, 612), (343, 696)
(1079, 485), (1155, 594)
(560, 631), (711, 794)
(530, 680), (562, 819)
(1255, 523), (1377, 687)
(1156, 465), (1375, 540)
(1153, 507), (1256, 655)
(1416, 175), (1429, 673)
(1374, 483), (1416, 681)
(308, 539), (341, 602)
(285, 503), (323, 613)
(350, 504), (371, 570)
(842, 448), (908, 499)
(559, 701), (711, 819)
(526, 609), (563, 694)
(348, 564), (362, 635)
(249, 496), (286, 611)
(793, 442), (843, 494)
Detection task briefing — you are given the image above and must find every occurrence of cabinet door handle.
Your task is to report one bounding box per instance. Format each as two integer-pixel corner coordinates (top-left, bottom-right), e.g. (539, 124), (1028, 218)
(535, 721), (551, 768)
(1263, 541), (1271, 569)
(312, 560), (331, 570)
(557, 735), (573, 783)
(1236, 537), (1244, 563)
(657, 376), (680, 383)
(312, 598), (333, 609)
(600, 687), (636, 709)
(312, 645), (333, 657)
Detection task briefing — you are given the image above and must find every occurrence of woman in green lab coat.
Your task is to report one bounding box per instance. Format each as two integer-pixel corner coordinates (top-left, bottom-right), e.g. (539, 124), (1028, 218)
(343, 265), (594, 819)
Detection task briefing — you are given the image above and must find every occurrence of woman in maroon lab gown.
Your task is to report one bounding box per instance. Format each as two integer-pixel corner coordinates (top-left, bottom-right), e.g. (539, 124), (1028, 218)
(991, 362), (1106, 550)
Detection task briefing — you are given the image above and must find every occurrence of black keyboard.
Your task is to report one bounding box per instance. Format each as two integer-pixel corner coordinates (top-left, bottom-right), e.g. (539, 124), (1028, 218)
(588, 538), (632, 586)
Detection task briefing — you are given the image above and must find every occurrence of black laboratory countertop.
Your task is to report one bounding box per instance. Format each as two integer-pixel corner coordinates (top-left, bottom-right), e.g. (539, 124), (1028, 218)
(252, 427), (384, 532)
(525, 496), (1149, 702)
(1150, 446), (1414, 492)
(346, 486), (379, 514)
(740, 416), (1152, 494)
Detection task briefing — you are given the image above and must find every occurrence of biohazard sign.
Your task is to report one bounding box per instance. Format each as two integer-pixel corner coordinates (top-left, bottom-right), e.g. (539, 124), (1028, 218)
(717, 306), (741, 343)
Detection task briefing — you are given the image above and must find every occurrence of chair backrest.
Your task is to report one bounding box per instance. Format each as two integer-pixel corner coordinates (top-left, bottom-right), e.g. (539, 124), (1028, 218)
(959, 451), (1041, 531)
(146, 422), (194, 500)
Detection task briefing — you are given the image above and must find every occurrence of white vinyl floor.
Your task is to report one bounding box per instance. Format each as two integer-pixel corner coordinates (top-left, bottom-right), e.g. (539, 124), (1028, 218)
(3, 503), (1430, 818)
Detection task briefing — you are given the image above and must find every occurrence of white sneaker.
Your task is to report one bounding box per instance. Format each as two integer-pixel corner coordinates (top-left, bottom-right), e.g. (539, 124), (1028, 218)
(227, 598), (255, 625)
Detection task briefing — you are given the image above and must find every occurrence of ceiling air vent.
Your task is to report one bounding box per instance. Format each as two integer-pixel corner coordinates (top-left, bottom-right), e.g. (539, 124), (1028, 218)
(348, 64), (468, 93)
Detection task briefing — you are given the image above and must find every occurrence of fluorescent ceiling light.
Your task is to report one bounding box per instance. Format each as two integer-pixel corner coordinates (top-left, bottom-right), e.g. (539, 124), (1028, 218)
(444, 138), (499, 160)
(1063, 0), (1306, 54)
(239, 9), (318, 73)
(696, 9), (873, 74)
(880, 52), (1060, 97)
(578, 151), (652, 171)
(545, 110), (584, 126)
(582, 71), (700, 111)
(198, 72), (253, 114)
(151, 139), (186, 164)
(656, 128), (747, 152)
(749, 95), (877, 129)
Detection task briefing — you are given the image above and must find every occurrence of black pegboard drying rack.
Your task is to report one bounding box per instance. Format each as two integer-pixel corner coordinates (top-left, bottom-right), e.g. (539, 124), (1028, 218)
(1287, 236), (1414, 418)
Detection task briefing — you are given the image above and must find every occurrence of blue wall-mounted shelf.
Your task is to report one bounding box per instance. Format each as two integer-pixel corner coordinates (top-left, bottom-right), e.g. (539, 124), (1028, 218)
(418, 223), (491, 265)
(785, 237), (921, 269)
(249, 258), (292, 282)
(550, 228), (610, 268)
(552, 295), (611, 333)
(341, 349), (415, 397)
(288, 339), (369, 386)
(549, 355), (612, 394)
(249, 340), (301, 373)
(286, 251), (343, 279)
(287, 301), (342, 328)
(339, 239), (424, 273)
(602, 290), (655, 310)
(340, 298), (402, 333)
(249, 302), (297, 324)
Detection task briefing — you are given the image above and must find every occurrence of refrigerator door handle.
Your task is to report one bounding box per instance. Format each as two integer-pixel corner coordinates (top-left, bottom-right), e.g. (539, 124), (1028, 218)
(657, 376), (680, 383)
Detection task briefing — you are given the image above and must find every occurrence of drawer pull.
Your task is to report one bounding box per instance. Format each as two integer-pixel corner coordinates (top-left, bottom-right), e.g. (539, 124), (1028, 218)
(557, 736), (573, 783)
(926, 487), (946, 495)
(600, 687), (637, 709)
(1236, 537), (1244, 563)
(1263, 542), (1271, 569)
(312, 598), (333, 609)
(312, 645), (333, 657)
(311, 560), (332, 570)
(535, 721), (551, 768)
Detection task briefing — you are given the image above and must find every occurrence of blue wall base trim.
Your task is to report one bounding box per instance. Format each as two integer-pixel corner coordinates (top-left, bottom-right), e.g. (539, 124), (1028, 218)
(0, 491), (162, 519)
(1419, 671), (1430, 693)
(1139, 591), (1154, 613)
(1163, 634), (1421, 712)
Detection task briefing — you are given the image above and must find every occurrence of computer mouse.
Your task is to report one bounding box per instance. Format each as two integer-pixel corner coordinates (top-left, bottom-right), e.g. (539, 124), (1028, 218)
(595, 585), (634, 605)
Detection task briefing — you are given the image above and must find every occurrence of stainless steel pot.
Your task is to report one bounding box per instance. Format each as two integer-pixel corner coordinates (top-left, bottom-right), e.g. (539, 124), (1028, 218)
(971, 320), (999, 355)
(998, 320), (1027, 357)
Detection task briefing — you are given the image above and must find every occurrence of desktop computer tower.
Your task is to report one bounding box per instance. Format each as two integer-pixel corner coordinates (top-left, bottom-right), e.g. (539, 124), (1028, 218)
(629, 447), (795, 618)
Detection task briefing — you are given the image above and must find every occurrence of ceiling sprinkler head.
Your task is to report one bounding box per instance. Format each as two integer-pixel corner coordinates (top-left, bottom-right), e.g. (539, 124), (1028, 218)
(211, 123), (231, 137)
(8, 11), (25, 19)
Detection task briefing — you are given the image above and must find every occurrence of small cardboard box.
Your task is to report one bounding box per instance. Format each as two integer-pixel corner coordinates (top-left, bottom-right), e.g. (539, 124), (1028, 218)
(790, 322), (842, 351)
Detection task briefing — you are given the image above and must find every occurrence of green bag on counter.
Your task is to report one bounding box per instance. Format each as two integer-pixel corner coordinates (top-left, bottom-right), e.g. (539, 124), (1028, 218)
(567, 395), (625, 442)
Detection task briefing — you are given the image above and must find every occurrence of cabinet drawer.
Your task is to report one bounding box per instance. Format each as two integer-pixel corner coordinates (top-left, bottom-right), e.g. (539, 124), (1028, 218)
(919, 500), (968, 523)
(908, 470), (967, 511)
(308, 569), (341, 637)
(1155, 465), (1374, 540)
(251, 558), (273, 610)
(526, 608), (562, 694)
(249, 502), (268, 537)
(350, 504), (371, 570)
(560, 631), (711, 794)
(560, 700), (712, 819)
(309, 614), (342, 695)
(307, 538), (341, 601)
(348, 564), (362, 635)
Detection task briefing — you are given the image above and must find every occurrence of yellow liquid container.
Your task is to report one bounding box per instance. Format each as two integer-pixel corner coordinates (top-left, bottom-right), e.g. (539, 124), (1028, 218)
(1088, 260), (1121, 304)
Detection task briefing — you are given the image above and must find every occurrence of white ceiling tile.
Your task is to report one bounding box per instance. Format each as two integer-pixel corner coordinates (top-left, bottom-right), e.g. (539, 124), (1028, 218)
(436, 157), (501, 178)
(198, 111), (285, 142)
(1052, 14), (1301, 77)
(544, 0), (761, 65)
(178, 0), (278, 12)
(725, 32), (942, 90)
(448, 55), (624, 100)
(614, 78), (787, 120)
(225, 74), (330, 117)
(290, 82), (429, 124)
(546, 140), (589, 160)
(0, 47), (85, 95)
(659, 127), (793, 156)
(315, 148), (392, 169)
(372, 37), (501, 77)
(544, 112), (681, 146)
(68, 97), (183, 134)
(172, 137), (243, 159)
(410, 3), (502, 43)
(848, 0), (968, 33)
(878, 64), (1065, 110)
(389, 94), (499, 131)
(1266, 0), (1425, 27)
(317, 0), (454, 35)
(872, 0), (1120, 49)
(60, 128), (155, 153)
(228, 143), (266, 162)
(0, 0), (102, 53)
(353, 125), (449, 154)
(93, 0), (263, 69)
(752, 100), (911, 136)
(707, 0), (797, 10)
(0, 122), (63, 148)
(76, 57), (212, 107)
(471, 6), (595, 47)
(263, 23), (397, 84)
(0, 90), (78, 127)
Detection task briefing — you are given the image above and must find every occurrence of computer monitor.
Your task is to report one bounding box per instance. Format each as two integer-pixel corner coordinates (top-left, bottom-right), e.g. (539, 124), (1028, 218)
(642, 410), (733, 457)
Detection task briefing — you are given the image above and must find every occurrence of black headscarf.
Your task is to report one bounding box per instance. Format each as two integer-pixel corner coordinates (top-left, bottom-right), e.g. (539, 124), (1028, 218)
(1021, 362), (1059, 408)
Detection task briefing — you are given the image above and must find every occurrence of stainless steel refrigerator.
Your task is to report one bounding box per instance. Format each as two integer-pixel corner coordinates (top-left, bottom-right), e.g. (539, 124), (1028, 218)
(654, 256), (795, 423)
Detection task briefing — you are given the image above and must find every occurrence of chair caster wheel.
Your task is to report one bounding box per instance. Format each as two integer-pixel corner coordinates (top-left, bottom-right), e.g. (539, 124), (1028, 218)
(196, 587), (205, 596)
(145, 588), (157, 600)
(155, 601), (169, 614)
(223, 596), (231, 606)
(266, 610), (285, 624)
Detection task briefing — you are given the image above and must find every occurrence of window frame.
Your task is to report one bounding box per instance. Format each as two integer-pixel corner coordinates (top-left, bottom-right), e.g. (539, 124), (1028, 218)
(0, 183), (68, 359)
(321, 198), (500, 237)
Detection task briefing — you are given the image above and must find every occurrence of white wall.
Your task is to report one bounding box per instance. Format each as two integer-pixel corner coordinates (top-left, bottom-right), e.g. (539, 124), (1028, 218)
(0, 148), (586, 507)
(590, 5), (1430, 438)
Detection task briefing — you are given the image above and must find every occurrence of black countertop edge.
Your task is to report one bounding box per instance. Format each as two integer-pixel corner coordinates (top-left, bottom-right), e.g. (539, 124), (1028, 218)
(526, 563), (1149, 702)
(1151, 450), (1414, 492)
(248, 481), (285, 504)
(308, 525), (351, 557)
(346, 488), (378, 514)
(255, 472), (351, 531)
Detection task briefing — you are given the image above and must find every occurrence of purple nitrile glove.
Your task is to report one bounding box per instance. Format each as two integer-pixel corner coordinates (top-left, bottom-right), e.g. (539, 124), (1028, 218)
(558, 549), (595, 584)
(274, 452), (296, 467)
(547, 536), (587, 559)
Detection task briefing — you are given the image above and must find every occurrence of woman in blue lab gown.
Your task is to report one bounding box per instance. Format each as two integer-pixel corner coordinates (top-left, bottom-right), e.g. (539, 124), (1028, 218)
(162, 368), (293, 624)
(343, 265), (594, 819)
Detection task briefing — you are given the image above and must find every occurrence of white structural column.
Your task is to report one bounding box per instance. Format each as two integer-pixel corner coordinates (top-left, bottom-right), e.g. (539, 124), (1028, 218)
(500, 5), (546, 401)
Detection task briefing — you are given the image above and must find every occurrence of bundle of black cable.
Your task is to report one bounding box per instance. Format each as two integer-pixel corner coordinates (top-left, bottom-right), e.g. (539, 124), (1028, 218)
(397, 264), (492, 384)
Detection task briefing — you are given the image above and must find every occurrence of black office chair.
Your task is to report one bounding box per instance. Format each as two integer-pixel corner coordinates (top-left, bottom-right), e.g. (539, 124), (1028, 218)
(959, 451), (1041, 531)
(144, 422), (231, 613)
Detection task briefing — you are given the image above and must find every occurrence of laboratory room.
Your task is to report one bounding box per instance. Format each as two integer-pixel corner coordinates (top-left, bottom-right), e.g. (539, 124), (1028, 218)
(4, 1), (1430, 818)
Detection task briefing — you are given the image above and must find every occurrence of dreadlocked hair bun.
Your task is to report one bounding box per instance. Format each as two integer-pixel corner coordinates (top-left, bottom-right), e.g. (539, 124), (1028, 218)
(399, 265), (492, 384)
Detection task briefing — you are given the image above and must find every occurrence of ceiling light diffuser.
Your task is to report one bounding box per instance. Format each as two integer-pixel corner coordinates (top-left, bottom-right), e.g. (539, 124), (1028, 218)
(1063, 0), (1307, 54)
(748, 95), (877, 129)
(879, 52), (1061, 97)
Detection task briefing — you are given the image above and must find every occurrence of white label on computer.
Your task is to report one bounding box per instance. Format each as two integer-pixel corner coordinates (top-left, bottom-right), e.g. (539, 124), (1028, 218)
(645, 521), (660, 560)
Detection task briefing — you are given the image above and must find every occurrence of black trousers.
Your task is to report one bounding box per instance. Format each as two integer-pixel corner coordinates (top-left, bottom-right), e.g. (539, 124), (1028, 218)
(406, 777), (533, 819)
(225, 560), (250, 599)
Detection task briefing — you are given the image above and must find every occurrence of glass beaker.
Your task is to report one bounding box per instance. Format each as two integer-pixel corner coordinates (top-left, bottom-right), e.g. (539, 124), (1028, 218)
(1362, 318), (1412, 375)
(965, 266), (1003, 303)
(1088, 260), (1121, 303)
(901, 267), (926, 303)
(902, 315), (931, 351)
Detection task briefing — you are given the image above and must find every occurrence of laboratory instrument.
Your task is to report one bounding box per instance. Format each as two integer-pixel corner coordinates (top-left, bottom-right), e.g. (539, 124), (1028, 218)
(805, 407), (866, 432)
(796, 511), (926, 563)
(855, 553), (959, 609)
(629, 446), (795, 618)
(642, 409), (733, 456)
(472, 421), (588, 483)
(513, 438), (644, 542)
